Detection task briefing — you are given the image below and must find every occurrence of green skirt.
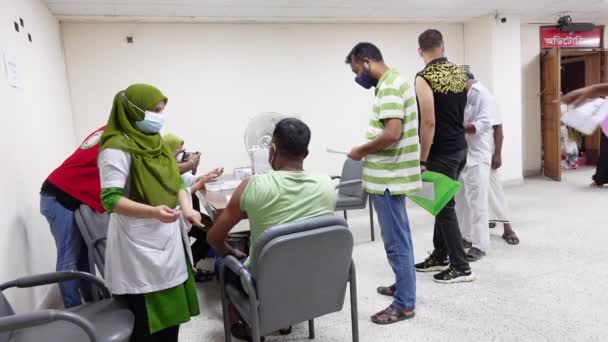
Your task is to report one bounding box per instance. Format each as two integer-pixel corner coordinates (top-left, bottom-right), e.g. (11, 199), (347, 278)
(144, 260), (200, 334)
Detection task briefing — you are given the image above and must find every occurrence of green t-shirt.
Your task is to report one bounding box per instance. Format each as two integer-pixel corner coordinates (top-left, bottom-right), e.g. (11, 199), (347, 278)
(240, 170), (336, 267)
(364, 68), (422, 195)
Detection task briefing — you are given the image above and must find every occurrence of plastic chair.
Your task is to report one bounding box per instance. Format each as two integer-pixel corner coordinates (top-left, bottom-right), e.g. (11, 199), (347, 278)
(0, 271), (133, 342)
(333, 159), (375, 241)
(220, 215), (358, 342)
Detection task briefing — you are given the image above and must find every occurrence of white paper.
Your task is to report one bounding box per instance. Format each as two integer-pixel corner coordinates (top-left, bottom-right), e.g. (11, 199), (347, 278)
(411, 182), (435, 201)
(226, 195), (232, 202)
(326, 148), (349, 155)
(561, 99), (608, 135)
(3, 53), (19, 88)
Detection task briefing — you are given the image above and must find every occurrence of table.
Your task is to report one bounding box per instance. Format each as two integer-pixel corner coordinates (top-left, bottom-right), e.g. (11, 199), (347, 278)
(196, 175), (250, 233)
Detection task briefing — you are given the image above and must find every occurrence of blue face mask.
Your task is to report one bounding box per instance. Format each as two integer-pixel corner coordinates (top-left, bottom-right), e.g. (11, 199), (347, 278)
(135, 111), (165, 134)
(355, 62), (377, 89)
(122, 92), (165, 134)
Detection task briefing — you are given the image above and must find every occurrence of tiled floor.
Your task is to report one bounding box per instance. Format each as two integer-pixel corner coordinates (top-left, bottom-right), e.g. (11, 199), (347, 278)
(180, 168), (608, 342)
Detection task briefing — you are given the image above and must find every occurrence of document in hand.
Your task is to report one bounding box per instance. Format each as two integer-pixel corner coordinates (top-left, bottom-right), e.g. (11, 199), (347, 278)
(561, 99), (608, 135)
(406, 171), (462, 216)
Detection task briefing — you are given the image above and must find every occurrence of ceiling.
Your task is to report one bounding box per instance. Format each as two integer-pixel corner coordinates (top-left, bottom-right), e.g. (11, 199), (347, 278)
(44, 0), (608, 24)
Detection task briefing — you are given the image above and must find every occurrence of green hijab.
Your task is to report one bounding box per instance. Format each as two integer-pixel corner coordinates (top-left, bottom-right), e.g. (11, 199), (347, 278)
(163, 133), (184, 154)
(100, 84), (182, 208)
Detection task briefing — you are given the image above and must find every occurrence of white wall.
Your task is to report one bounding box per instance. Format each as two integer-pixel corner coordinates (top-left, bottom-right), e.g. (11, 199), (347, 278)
(493, 17), (523, 182)
(464, 16), (494, 90)
(0, 0), (75, 311)
(520, 25), (542, 175)
(61, 22), (464, 176)
(464, 16), (524, 183)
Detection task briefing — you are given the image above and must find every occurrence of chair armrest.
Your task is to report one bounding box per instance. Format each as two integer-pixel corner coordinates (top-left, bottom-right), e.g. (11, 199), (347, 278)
(0, 310), (97, 342)
(0, 271), (111, 299)
(219, 256), (257, 300)
(335, 180), (362, 189)
(330, 175), (341, 180)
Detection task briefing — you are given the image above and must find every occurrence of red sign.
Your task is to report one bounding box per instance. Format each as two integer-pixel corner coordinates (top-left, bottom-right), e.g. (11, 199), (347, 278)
(540, 27), (603, 48)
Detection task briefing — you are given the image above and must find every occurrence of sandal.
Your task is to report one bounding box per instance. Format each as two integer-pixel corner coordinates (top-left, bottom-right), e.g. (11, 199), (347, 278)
(502, 232), (520, 245)
(371, 305), (415, 325)
(194, 269), (215, 283)
(231, 321), (265, 342)
(376, 284), (396, 297)
(466, 247), (486, 262)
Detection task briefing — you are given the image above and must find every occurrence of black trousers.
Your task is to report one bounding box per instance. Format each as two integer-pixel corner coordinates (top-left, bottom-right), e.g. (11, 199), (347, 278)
(119, 294), (180, 342)
(427, 149), (470, 271)
(189, 193), (214, 266)
(593, 133), (608, 185)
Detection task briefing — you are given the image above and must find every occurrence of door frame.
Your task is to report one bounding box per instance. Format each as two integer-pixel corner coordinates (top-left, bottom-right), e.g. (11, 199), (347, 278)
(539, 47), (608, 180)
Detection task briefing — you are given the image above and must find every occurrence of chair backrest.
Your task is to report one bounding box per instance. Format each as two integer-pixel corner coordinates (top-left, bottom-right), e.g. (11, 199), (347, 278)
(0, 291), (15, 342)
(251, 216), (353, 335)
(338, 159), (365, 199)
(74, 205), (110, 276)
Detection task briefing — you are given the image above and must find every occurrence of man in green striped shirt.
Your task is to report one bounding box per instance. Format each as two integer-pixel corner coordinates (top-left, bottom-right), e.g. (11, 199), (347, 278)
(346, 42), (421, 325)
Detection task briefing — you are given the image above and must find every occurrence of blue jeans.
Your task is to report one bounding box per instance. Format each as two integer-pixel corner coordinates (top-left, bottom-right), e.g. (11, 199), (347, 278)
(371, 190), (416, 310)
(40, 195), (92, 308)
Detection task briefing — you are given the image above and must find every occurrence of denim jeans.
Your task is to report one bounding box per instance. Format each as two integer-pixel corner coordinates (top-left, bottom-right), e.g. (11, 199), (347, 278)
(427, 149), (470, 272)
(40, 194), (92, 308)
(371, 190), (415, 310)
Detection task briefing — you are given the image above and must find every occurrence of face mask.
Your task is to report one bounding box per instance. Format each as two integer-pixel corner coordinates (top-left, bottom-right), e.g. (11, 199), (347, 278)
(135, 111), (165, 134)
(122, 92), (165, 134)
(355, 62), (377, 89)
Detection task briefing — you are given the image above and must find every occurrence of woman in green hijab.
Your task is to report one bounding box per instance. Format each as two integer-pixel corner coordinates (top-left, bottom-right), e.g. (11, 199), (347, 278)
(98, 84), (200, 342)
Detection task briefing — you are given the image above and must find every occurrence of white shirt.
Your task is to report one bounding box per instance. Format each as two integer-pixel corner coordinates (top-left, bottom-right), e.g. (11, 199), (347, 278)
(98, 148), (193, 294)
(465, 82), (496, 165)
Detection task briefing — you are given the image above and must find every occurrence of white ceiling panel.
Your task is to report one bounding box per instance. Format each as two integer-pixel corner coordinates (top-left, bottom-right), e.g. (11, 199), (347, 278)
(44, 0), (608, 23)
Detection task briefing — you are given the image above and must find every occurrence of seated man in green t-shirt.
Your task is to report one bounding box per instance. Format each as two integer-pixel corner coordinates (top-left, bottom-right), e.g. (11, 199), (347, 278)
(207, 118), (336, 341)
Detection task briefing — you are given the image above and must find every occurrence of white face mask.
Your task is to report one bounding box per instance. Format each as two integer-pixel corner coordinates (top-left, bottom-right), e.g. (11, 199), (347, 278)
(135, 111), (165, 134)
(121, 92), (165, 134)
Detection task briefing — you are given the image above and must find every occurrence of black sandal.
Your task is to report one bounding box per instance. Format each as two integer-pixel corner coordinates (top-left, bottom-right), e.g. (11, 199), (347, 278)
(502, 232), (520, 245)
(194, 269), (215, 283)
(376, 284), (396, 297)
(371, 305), (415, 325)
(231, 321), (265, 342)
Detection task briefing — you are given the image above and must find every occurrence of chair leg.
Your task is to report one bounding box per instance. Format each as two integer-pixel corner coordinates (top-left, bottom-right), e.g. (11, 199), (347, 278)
(368, 195), (375, 241)
(308, 319), (315, 339)
(349, 261), (359, 342)
(343, 210), (348, 220)
(220, 271), (232, 342)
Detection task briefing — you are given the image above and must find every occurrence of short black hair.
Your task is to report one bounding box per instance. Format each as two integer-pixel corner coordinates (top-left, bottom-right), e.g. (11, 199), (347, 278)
(273, 118), (311, 159)
(466, 72), (475, 80)
(345, 42), (383, 64)
(418, 29), (444, 51)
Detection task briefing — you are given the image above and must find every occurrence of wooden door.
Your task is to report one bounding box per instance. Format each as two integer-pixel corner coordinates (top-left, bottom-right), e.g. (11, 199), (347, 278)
(584, 53), (602, 165)
(540, 48), (562, 181)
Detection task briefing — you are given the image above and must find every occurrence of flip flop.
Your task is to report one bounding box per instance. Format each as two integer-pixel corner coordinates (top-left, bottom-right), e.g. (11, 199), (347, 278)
(377, 284), (396, 297)
(194, 269), (215, 283)
(502, 233), (520, 245)
(371, 305), (415, 325)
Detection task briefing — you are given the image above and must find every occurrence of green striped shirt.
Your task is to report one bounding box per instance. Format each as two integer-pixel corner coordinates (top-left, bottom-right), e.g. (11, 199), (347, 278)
(364, 69), (422, 195)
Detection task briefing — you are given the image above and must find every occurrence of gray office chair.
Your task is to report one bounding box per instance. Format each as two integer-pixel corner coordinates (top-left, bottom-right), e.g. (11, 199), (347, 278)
(333, 158), (376, 241)
(75, 205), (110, 278)
(0, 271), (133, 342)
(220, 216), (358, 342)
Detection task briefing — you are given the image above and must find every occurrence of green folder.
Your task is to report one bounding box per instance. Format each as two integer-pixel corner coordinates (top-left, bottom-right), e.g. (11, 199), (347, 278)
(406, 171), (462, 216)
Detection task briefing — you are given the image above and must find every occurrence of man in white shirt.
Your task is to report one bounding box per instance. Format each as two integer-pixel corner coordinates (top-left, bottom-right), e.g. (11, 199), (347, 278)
(488, 100), (520, 246)
(456, 73), (493, 261)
